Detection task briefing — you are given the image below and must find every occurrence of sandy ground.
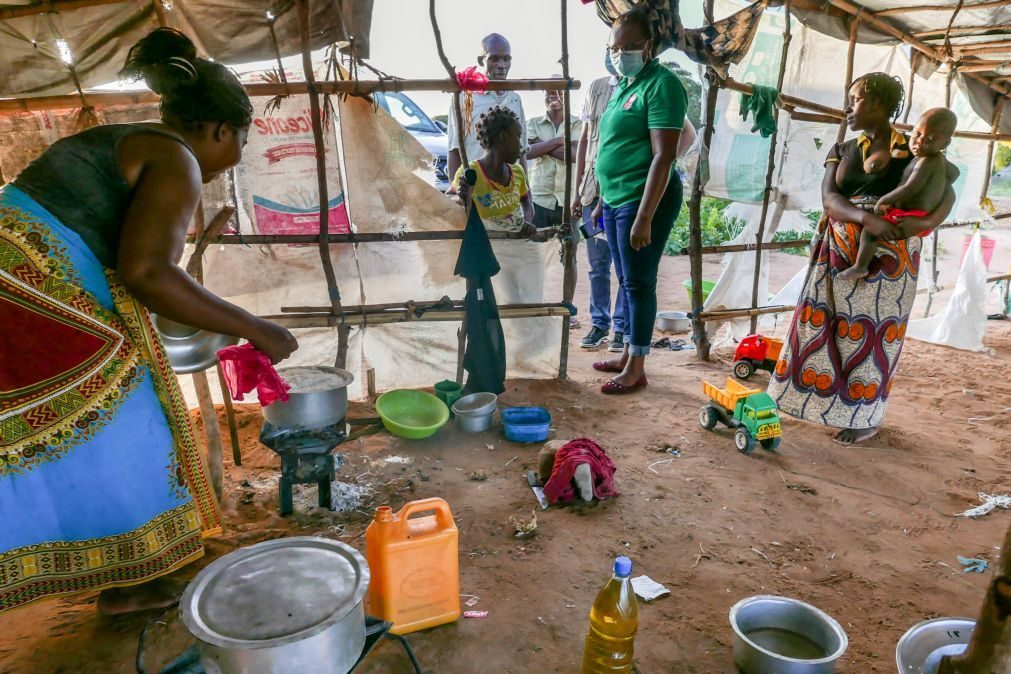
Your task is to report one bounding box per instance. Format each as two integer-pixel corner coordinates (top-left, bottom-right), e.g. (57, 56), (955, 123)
(2, 226), (1010, 674)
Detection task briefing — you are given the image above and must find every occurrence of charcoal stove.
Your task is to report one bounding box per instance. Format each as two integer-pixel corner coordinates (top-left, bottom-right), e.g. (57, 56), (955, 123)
(259, 420), (347, 516)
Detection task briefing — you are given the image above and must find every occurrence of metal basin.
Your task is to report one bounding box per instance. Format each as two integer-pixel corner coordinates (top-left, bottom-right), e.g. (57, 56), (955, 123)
(153, 315), (238, 374)
(730, 595), (848, 674)
(656, 310), (691, 332)
(896, 618), (974, 674)
(181, 536), (369, 674)
(453, 393), (497, 433)
(263, 366), (354, 430)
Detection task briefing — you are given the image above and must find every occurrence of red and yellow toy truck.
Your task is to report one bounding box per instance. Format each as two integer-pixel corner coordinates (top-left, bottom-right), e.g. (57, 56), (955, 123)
(732, 334), (784, 381)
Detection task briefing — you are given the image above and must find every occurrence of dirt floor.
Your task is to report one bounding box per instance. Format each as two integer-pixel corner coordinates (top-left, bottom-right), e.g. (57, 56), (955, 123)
(2, 227), (1010, 673)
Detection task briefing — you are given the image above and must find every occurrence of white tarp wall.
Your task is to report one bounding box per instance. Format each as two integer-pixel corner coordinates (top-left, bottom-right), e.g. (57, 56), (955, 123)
(192, 94), (561, 403)
(700, 0), (992, 338)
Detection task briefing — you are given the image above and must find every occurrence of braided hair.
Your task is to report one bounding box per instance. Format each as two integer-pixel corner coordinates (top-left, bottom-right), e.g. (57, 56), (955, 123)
(852, 72), (905, 121)
(476, 105), (520, 150)
(120, 28), (253, 129)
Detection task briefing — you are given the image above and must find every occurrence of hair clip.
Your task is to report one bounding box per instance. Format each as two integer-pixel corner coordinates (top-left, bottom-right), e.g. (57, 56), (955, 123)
(168, 56), (197, 80)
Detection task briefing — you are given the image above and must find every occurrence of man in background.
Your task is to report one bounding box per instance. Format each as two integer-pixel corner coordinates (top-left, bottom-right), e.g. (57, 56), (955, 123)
(571, 58), (623, 350)
(526, 86), (581, 232)
(447, 33), (527, 181)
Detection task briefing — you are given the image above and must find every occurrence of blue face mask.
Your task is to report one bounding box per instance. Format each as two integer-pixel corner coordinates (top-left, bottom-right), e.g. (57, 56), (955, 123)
(604, 48), (619, 77)
(610, 49), (647, 79)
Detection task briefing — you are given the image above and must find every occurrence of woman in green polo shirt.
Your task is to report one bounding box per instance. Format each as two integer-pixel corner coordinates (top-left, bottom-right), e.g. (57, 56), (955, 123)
(592, 9), (687, 394)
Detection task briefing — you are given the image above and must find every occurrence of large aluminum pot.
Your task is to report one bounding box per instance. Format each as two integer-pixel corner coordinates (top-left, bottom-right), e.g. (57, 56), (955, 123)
(730, 595), (848, 674)
(895, 617), (974, 674)
(263, 366), (354, 430)
(181, 537), (370, 674)
(153, 315), (239, 375)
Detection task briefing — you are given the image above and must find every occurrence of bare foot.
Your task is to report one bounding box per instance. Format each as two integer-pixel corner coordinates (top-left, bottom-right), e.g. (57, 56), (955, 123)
(832, 427), (879, 446)
(97, 577), (189, 616)
(837, 266), (869, 281)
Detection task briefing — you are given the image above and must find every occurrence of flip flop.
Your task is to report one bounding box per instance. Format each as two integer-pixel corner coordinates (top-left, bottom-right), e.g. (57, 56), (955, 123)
(592, 360), (623, 373)
(601, 375), (648, 395)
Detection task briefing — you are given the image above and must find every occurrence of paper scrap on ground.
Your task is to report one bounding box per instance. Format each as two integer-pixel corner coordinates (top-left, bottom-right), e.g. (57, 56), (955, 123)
(958, 493), (1011, 518)
(464, 611), (488, 618)
(631, 575), (671, 602)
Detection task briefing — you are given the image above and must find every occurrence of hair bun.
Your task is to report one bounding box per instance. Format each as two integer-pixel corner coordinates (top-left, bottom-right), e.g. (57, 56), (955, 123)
(120, 28), (199, 95)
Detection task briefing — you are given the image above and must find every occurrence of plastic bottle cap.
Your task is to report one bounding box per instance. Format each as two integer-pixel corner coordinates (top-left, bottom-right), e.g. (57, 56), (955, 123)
(614, 556), (632, 577)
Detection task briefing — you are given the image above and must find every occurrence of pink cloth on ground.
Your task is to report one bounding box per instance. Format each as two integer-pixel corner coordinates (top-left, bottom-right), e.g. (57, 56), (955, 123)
(543, 438), (619, 505)
(216, 344), (290, 405)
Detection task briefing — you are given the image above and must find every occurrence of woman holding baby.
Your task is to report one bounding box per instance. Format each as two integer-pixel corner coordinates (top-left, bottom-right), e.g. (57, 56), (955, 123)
(768, 72), (957, 446)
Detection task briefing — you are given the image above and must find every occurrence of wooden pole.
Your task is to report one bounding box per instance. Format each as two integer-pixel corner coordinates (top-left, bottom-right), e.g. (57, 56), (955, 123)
(838, 16), (859, 144)
(681, 238), (812, 255)
(191, 229), (541, 245)
(267, 304), (576, 329)
(903, 52), (918, 124)
(428, 0), (472, 386)
(296, 0), (342, 322)
(750, 1), (792, 334)
(979, 97), (1005, 207)
(0, 79), (582, 116)
(699, 304), (796, 320)
(876, 0), (1010, 15)
(689, 0), (717, 360)
(215, 362), (242, 467)
(937, 522), (1011, 673)
(558, 0), (574, 379)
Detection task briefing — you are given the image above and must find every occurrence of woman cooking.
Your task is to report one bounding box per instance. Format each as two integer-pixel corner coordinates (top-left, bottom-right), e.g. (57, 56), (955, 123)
(592, 8), (687, 394)
(0, 29), (297, 614)
(768, 73), (955, 445)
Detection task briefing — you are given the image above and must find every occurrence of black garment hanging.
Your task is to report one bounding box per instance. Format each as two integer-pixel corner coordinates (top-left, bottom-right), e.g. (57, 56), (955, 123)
(454, 202), (506, 395)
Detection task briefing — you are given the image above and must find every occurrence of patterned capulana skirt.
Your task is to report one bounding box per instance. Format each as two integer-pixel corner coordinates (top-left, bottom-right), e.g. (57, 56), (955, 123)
(0, 185), (220, 612)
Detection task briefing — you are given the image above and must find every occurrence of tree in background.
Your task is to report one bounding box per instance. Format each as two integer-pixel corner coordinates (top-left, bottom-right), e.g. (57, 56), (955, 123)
(994, 142), (1011, 174)
(662, 61), (703, 129)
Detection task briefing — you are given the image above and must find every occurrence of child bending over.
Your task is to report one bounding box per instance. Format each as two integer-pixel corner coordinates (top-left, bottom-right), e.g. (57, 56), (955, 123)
(839, 107), (960, 281)
(454, 105), (536, 236)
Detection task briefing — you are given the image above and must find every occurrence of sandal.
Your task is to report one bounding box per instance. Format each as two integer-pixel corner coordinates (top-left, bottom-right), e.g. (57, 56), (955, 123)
(601, 375), (648, 395)
(592, 360), (623, 373)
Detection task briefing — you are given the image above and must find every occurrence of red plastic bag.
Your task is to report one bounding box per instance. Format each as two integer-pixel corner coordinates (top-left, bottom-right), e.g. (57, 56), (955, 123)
(216, 344), (291, 405)
(455, 66), (489, 93)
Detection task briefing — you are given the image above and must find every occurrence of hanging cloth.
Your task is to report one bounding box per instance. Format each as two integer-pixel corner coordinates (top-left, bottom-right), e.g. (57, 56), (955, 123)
(740, 84), (779, 138)
(590, 0), (774, 76)
(454, 204), (506, 395)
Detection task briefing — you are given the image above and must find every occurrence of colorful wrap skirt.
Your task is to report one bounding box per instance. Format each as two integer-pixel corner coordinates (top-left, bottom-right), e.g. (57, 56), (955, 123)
(767, 198), (922, 430)
(0, 185), (220, 612)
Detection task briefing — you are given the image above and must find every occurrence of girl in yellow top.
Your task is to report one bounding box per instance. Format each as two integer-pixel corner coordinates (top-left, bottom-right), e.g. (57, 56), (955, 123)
(454, 106), (536, 235)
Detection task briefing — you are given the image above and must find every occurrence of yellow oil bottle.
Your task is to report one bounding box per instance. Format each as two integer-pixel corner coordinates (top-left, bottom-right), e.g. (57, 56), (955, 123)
(581, 556), (638, 673)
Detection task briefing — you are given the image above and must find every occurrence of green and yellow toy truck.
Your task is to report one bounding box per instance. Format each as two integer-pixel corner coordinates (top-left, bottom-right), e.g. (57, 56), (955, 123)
(700, 378), (782, 454)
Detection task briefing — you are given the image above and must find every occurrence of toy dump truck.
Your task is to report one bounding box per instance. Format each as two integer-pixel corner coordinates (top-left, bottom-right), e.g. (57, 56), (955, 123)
(733, 334), (784, 380)
(700, 378), (782, 454)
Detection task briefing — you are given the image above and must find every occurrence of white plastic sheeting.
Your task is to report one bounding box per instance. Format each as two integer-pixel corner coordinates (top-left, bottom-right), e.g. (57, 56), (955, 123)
(906, 229), (989, 352)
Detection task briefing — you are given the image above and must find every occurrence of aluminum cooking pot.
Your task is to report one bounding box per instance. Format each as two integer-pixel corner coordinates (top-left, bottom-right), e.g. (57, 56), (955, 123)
(656, 311), (691, 332)
(181, 537), (370, 674)
(263, 366), (354, 430)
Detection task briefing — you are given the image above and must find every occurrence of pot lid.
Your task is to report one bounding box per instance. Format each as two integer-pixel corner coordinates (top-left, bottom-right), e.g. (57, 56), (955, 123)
(181, 537), (369, 648)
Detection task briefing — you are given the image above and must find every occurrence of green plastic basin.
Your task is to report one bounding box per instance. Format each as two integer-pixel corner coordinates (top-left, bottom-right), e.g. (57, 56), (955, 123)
(376, 389), (450, 440)
(682, 279), (716, 305)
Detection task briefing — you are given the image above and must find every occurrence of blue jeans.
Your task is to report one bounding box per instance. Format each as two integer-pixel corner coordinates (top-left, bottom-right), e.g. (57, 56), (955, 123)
(602, 180), (683, 356)
(582, 201), (626, 333)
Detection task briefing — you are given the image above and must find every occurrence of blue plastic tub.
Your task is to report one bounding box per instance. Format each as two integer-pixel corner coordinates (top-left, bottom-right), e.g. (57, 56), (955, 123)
(501, 406), (551, 443)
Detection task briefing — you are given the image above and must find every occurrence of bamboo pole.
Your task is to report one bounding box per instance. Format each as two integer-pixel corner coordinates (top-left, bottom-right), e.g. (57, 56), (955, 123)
(956, 61), (1011, 75)
(679, 238), (812, 255)
(266, 305), (575, 329)
(876, 0), (1011, 15)
(190, 229), (542, 245)
(0, 0), (124, 19)
(0, 79), (580, 116)
(750, 1), (792, 334)
(954, 42), (1011, 58)
(698, 305), (796, 321)
(296, 0), (342, 323)
(428, 0), (471, 386)
(689, 0), (718, 361)
(838, 16), (859, 145)
(825, 0), (1011, 97)
(558, 0), (574, 380)
(904, 52), (918, 124)
(979, 97), (1005, 207)
(915, 24), (1011, 40)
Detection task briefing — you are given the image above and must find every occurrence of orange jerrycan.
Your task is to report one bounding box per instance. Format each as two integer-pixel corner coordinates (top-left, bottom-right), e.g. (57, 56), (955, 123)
(365, 497), (460, 634)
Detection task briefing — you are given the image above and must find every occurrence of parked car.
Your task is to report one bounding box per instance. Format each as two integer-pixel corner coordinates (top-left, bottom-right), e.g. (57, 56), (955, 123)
(373, 91), (450, 192)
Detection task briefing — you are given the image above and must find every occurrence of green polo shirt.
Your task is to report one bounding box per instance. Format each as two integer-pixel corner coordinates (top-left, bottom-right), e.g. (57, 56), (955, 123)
(596, 59), (687, 208)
